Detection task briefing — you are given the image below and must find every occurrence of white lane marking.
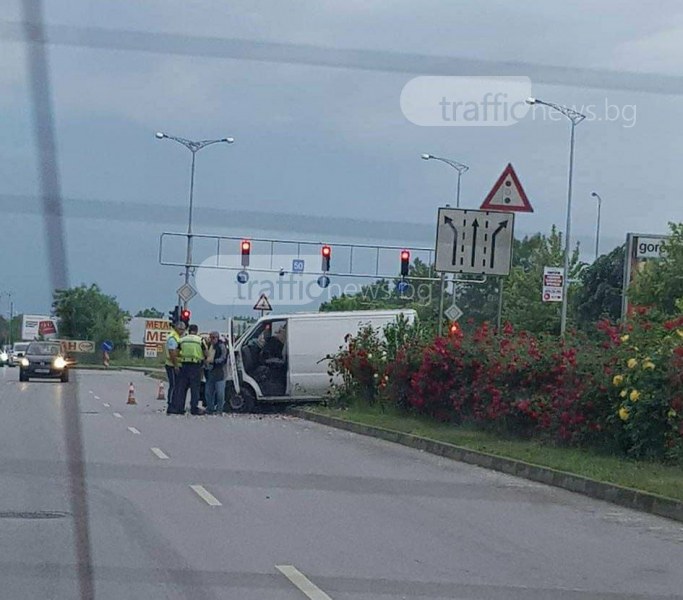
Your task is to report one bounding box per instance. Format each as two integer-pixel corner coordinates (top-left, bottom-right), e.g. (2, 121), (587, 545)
(94, 395), (100, 400)
(190, 485), (222, 507)
(127, 426), (141, 435)
(276, 565), (333, 600)
(103, 403), (110, 408)
(113, 412), (123, 419)
(151, 447), (169, 460)
(88, 390), (93, 394)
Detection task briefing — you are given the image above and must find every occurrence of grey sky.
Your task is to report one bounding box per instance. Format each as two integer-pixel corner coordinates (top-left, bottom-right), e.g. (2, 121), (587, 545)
(2, 0), (683, 318)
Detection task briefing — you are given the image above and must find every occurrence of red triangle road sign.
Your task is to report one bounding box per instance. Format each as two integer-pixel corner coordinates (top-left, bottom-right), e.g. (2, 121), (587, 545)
(480, 163), (533, 213)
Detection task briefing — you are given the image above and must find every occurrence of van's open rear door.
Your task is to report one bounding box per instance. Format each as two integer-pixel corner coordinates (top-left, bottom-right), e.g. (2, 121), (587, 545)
(228, 318), (240, 395)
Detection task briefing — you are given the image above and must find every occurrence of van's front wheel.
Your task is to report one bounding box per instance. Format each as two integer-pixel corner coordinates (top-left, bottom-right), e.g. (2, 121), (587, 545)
(228, 386), (256, 413)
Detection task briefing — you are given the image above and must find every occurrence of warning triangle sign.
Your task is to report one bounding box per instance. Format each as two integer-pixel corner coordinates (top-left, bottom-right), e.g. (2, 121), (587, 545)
(253, 293), (273, 312)
(480, 163), (533, 213)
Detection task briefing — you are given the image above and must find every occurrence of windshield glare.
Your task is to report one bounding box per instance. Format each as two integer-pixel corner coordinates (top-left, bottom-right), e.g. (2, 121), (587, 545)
(27, 344), (61, 356)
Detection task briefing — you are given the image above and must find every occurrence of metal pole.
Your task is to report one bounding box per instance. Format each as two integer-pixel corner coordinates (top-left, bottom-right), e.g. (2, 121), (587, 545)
(456, 170), (462, 208)
(560, 121), (576, 337)
(496, 278), (504, 331)
(595, 195), (602, 261)
(8, 295), (14, 346)
(438, 273), (446, 336)
(182, 151), (197, 309)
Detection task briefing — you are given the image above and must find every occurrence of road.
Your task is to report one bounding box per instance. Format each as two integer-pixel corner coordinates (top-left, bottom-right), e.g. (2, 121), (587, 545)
(0, 368), (682, 600)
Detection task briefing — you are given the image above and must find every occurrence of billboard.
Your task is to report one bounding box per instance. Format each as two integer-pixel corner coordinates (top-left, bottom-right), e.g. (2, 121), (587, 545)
(621, 232), (668, 319)
(21, 315), (59, 340)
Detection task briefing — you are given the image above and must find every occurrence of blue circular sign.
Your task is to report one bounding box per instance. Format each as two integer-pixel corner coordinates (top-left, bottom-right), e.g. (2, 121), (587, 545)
(396, 281), (409, 294)
(237, 270), (250, 284)
(102, 340), (114, 352)
(317, 275), (331, 289)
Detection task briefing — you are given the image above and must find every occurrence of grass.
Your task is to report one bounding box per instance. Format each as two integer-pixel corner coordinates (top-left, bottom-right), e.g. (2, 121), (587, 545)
(309, 402), (683, 502)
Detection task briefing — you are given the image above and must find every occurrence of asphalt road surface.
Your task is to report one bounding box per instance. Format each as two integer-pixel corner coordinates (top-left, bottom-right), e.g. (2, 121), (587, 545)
(1, 368), (682, 600)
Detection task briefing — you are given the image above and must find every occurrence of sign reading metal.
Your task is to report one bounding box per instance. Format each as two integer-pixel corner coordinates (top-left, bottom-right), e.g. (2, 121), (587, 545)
(542, 266), (564, 302)
(435, 208), (514, 276)
(480, 163), (533, 213)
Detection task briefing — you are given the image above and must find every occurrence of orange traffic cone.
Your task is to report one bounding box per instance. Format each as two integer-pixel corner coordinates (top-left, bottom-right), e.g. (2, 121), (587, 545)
(157, 381), (165, 401)
(127, 382), (137, 405)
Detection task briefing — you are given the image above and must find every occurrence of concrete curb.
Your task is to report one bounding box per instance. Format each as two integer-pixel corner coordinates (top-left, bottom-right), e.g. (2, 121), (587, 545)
(291, 408), (683, 523)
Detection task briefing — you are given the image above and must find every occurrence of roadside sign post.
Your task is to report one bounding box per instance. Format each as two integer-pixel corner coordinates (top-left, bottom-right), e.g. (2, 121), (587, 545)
(542, 267), (564, 302)
(253, 294), (272, 317)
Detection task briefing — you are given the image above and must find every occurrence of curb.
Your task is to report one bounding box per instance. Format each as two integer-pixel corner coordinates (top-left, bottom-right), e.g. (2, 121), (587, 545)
(290, 408), (683, 523)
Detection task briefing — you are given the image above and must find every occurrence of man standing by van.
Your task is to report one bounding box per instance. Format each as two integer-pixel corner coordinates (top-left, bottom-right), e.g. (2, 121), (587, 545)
(164, 320), (186, 410)
(168, 324), (205, 415)
(204, 331), (227, 415)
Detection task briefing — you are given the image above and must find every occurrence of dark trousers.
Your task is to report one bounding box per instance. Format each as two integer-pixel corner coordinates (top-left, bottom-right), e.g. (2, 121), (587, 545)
(170, 363), (202, 413)
(165, 365), (177, 407)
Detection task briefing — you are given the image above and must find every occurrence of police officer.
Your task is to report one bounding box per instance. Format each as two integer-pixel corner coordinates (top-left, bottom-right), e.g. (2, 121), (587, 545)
(168, 324), (206, 415)
(164, 321), (186, 411)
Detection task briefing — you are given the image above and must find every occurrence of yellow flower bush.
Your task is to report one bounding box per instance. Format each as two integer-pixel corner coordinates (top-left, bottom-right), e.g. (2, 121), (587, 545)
(627, 358), (638, 369)
(620, 334), (630, 342)
(618, 406), (630, 421)
(629, 389), (640, 402)
(620, 389), (627, 398)
(643, 360), (655, 370)
(612, 375), (624, 386)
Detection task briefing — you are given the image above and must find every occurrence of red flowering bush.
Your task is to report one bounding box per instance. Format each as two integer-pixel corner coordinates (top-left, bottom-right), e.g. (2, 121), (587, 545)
(329, 314), (683, 462)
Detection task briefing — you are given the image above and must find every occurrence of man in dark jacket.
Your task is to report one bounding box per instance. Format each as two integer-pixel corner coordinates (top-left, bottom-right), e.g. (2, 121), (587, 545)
(204, 331), (228, 414)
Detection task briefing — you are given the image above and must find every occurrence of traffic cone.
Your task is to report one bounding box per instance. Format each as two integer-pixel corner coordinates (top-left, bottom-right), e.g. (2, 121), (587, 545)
(157, 381), (165, 401)
(127, 382), (137, 405)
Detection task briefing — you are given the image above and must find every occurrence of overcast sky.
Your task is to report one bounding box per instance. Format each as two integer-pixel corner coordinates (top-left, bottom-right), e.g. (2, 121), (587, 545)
(2, 0), (683, 319)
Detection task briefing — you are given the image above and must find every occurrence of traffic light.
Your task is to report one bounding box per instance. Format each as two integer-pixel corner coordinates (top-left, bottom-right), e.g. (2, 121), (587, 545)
(169, 305), (179, 324)
(400, 249), (410, 277)
(449, 321), (460, 335)
(180, 308), (191, 325)
(240, 240), (251, 267)
(321, 245), (331, 272)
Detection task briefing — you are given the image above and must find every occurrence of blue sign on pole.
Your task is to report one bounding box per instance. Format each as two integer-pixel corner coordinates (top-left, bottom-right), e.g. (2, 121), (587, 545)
(237, 270), (250, 284)
(102, 340), (114, 352)
(292, 259), (305, 273)
(317, 275), (330, 289)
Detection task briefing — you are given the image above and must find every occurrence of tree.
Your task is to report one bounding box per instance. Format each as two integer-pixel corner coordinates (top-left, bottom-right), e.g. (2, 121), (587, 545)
(629, 223), (683, 317)
(135, 307), (164, 318)
(0, 314), (22, 346)
(502, 226), (583, 334)
(52, 284), (128, 348)
(572, 245), (625, 328)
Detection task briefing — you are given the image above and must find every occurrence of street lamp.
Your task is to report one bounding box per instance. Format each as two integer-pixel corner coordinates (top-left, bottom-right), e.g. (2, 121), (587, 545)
(421, 153), (470, 336)
(526, 97), (586, 336)
(155, 132), (235, 308)
(421, 153), (469, 208)
(591, 191), (602, 262)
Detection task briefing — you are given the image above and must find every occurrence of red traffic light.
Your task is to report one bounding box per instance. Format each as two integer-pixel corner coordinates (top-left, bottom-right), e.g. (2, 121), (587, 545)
(180, 309), (191, 324)
(240, 239), (251, 267)
(321, 245), (331, 272)
(400, 249), (410, 276)
(449, 322), (460, 335)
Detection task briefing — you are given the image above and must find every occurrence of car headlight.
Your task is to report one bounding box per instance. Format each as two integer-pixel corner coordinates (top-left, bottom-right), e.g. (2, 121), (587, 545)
(53, 357), (67, 370)
(20, 358), (29, 367)
(0, 352), (7, 362)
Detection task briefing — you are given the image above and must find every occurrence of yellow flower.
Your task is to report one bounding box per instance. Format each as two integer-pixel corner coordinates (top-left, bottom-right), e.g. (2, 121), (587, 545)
(627, 358), (638, 369)
(668, 409), (677, 418)
(642, 361), (655, 370)
(620, 334), (630, 342)
(618, 407), (630, 421)
(677, 329), (683, 338)
(620, 389), (628, 398)
(629, 389), (640, 402)
(612, 375), (624, 386)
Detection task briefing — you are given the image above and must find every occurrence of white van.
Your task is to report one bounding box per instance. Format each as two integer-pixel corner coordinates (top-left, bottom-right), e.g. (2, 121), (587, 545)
(226, 309), (416, 412)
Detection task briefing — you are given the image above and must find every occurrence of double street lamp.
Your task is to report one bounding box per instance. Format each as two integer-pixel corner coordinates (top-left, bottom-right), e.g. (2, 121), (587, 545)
(526, 97), (586, 337)
(155, 132), (235, 308)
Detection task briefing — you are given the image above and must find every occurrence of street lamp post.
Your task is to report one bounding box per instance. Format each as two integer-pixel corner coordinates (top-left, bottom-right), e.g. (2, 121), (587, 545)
(421, 153), (470, 335)
(526, 98), (586, 337)
(591, 191), (602, 262)
(155, 132), (234, 308)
